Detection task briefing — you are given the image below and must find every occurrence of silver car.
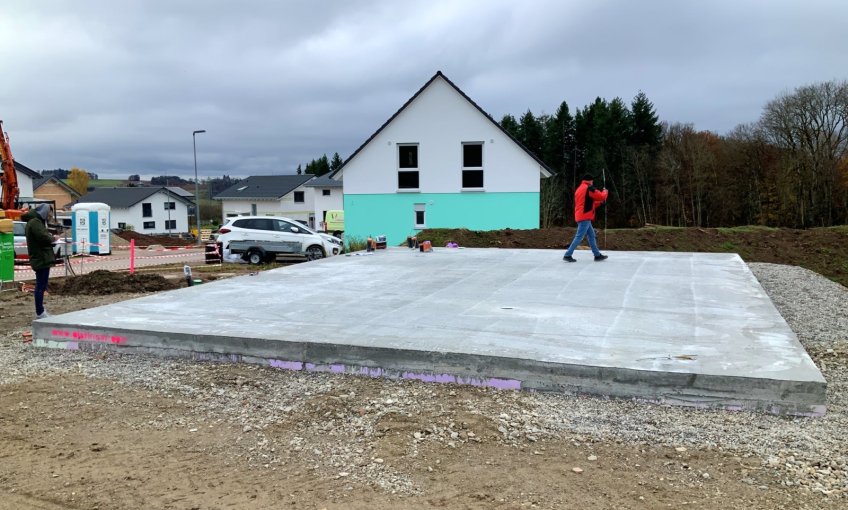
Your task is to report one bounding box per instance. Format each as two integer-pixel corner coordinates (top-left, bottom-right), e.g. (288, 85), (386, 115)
(13, 221), (63, 264)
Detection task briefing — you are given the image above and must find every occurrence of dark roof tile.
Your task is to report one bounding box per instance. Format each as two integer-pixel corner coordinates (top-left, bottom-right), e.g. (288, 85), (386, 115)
(303, 175), (342, 188)
(214, 174), (314, 199)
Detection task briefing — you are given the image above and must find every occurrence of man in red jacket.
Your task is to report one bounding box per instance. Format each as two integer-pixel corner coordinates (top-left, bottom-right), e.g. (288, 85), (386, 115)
(563, 174), (609, 262)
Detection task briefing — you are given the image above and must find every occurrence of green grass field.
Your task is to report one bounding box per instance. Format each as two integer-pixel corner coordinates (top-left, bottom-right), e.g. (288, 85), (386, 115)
(87, 179), (127, 187)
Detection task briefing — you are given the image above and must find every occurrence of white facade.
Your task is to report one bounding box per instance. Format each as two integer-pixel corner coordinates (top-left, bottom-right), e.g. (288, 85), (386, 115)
(1, 171), (34, 201)
(311, 186), (344, 230)
(17, 172), (34, 200)
(221, 183), (316, 226)
(337, 75), (547, 194)
(109, 191), (191, 234)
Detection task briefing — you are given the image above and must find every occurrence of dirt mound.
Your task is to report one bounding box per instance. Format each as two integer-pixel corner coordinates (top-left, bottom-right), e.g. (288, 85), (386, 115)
(115, 230), (194, 247)
(417, 226), (848, 287)
(53, 270), (180, 295)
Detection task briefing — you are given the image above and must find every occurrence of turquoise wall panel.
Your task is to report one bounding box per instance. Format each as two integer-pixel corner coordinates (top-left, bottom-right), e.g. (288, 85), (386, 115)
(344, 192), (539, 245)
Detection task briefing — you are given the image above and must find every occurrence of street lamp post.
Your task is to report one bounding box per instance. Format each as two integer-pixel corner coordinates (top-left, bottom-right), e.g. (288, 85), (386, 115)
(193, 129), (206, 245)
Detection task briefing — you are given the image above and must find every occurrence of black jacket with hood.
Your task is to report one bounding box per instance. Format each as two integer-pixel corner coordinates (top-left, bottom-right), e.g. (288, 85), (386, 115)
(22, 204), (55, 270)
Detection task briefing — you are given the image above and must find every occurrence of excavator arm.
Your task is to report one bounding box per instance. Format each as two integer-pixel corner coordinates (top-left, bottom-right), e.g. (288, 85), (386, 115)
(0, 120), (24, 219)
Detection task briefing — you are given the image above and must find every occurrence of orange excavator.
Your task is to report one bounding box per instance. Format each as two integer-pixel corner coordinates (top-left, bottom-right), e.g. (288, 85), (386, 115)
(0, 120), (25, 220)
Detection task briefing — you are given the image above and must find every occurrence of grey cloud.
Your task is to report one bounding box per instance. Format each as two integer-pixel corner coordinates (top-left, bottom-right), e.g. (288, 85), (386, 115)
(2, 0), (846, 178)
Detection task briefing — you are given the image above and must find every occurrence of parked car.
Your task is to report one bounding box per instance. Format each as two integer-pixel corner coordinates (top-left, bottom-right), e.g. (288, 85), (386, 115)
(12, 221), (63, 264)
(217, 216), (342, 264)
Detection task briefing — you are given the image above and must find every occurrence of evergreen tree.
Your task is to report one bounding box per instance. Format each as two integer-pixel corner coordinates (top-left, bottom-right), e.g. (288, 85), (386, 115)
(575, 98), (610, 178)
(305, 154), (331, 176)
(500, 114), (520, 139)
(518, 110), (544, 158)
(629, 91), (662, 150)
(296, 164), (302, 175)
(330, 152), (344, 172)
(626, 92), (663, 225)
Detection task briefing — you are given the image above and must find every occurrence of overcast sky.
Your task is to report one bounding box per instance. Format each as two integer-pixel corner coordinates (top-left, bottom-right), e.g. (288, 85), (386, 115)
(2, 0), (846, 179)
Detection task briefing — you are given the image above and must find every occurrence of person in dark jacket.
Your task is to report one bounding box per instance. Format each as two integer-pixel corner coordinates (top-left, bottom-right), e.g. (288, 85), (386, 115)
(22, 204), (56, 318)
(563, 174), (609, 262)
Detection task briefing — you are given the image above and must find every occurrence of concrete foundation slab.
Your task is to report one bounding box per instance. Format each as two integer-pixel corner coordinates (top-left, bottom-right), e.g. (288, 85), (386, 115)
(32, 248), (826, 415)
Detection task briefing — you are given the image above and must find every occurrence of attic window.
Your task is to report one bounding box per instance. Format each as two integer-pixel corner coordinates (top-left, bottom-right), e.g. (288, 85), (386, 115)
(398, 144), (418, 169)
(463, 143), (483, 168)
(237, 186), (248, 191)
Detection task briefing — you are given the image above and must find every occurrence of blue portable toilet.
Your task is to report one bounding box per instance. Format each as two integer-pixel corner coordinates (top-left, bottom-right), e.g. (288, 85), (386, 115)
(72, 202), (111, 255)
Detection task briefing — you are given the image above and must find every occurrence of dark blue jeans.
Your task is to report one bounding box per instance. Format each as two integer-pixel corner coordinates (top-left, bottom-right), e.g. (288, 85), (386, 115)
(34, 267), (50, 316)
(564, 220), (602, 257)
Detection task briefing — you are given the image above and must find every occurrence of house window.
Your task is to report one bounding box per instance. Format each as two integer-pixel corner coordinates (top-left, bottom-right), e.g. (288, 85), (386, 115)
(251, 204), (257, 215)
(322, 189), (331, 196)
(142, 203), (152, 217)
(294, 191), (305, 203)
(414, 203), (426, 228)
(164, 201), (175, 210)
(165, 220), (176, 230)
(462, 142), (484, 189)
(117, 222), (126, 229)
(398, 171), (419, 189)
(143, 221), (155, 229)
(398, 144), (419, 190)
(399, 144), (418, 168)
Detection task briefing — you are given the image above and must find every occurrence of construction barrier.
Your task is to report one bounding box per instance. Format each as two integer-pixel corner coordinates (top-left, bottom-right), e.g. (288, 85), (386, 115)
(205, 243), (222, 264)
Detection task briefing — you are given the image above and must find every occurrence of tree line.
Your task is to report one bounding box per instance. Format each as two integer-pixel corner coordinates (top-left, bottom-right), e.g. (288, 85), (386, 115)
(296, 152), (344, 176)
(42, 168), (98, 180)
(501, 79), (848, 228)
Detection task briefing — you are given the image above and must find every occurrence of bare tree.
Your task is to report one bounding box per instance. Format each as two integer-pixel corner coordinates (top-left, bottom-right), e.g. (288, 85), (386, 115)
(656, 123), (718, 227)
(539, 174), (565, 229)
(760, 80), (848, 226)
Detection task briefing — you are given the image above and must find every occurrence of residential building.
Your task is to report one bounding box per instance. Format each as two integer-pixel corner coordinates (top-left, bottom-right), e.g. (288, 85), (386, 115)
(330, 71), (552, 245)
(0, 161), (39, 204)
(214, 174), (318, 227)
(76, 187), (193, 234)
(303, 175), (343, 231)
(33, 176), (82, 211)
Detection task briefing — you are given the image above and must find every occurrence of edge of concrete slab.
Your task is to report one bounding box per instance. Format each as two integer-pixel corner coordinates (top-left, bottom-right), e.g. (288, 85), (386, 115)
(31, 322), (827, 417)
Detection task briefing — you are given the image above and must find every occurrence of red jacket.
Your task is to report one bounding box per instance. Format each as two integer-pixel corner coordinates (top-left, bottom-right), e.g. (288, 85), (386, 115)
(573, 180), (608, 222)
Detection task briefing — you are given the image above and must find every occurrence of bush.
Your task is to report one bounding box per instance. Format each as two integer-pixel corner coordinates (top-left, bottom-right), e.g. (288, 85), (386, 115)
(345, 236), (366, 253)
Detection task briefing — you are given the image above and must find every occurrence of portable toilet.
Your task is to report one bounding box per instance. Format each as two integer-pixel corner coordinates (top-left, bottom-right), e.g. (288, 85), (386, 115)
(72, 202), (111, 255)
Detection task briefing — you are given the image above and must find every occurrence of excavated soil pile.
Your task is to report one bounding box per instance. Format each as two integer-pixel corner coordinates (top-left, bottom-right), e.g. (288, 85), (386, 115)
(417, 226), (848, 287)
(115, 230), (195, 247)
(53, 270), (180, 295)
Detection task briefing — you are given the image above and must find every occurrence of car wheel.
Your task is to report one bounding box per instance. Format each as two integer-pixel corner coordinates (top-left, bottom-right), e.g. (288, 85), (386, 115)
(305, 245), (324, 261)
(246, 248), (266, 265)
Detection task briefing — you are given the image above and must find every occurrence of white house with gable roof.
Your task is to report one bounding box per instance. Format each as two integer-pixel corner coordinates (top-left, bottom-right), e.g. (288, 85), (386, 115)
(329, 71), (552, 245)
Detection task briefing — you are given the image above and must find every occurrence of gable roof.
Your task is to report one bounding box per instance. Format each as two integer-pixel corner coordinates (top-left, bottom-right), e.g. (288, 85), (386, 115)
(33, 176), (82, 198)
(329, 71), (553, 179)
(77, 187), (193, 208)
(12, 161), (41, 179)
(303, 174), (342, 188)
(166, 186), (194, 198)
(214, 174), (314, 200)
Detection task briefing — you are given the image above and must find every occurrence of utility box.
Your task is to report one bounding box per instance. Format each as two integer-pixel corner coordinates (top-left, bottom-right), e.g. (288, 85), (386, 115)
(72, 202), (111, 255)
(0, 232), (13, 283)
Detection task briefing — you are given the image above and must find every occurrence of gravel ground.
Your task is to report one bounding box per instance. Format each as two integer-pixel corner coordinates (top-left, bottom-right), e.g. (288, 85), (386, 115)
(1, 262), (846, 502)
